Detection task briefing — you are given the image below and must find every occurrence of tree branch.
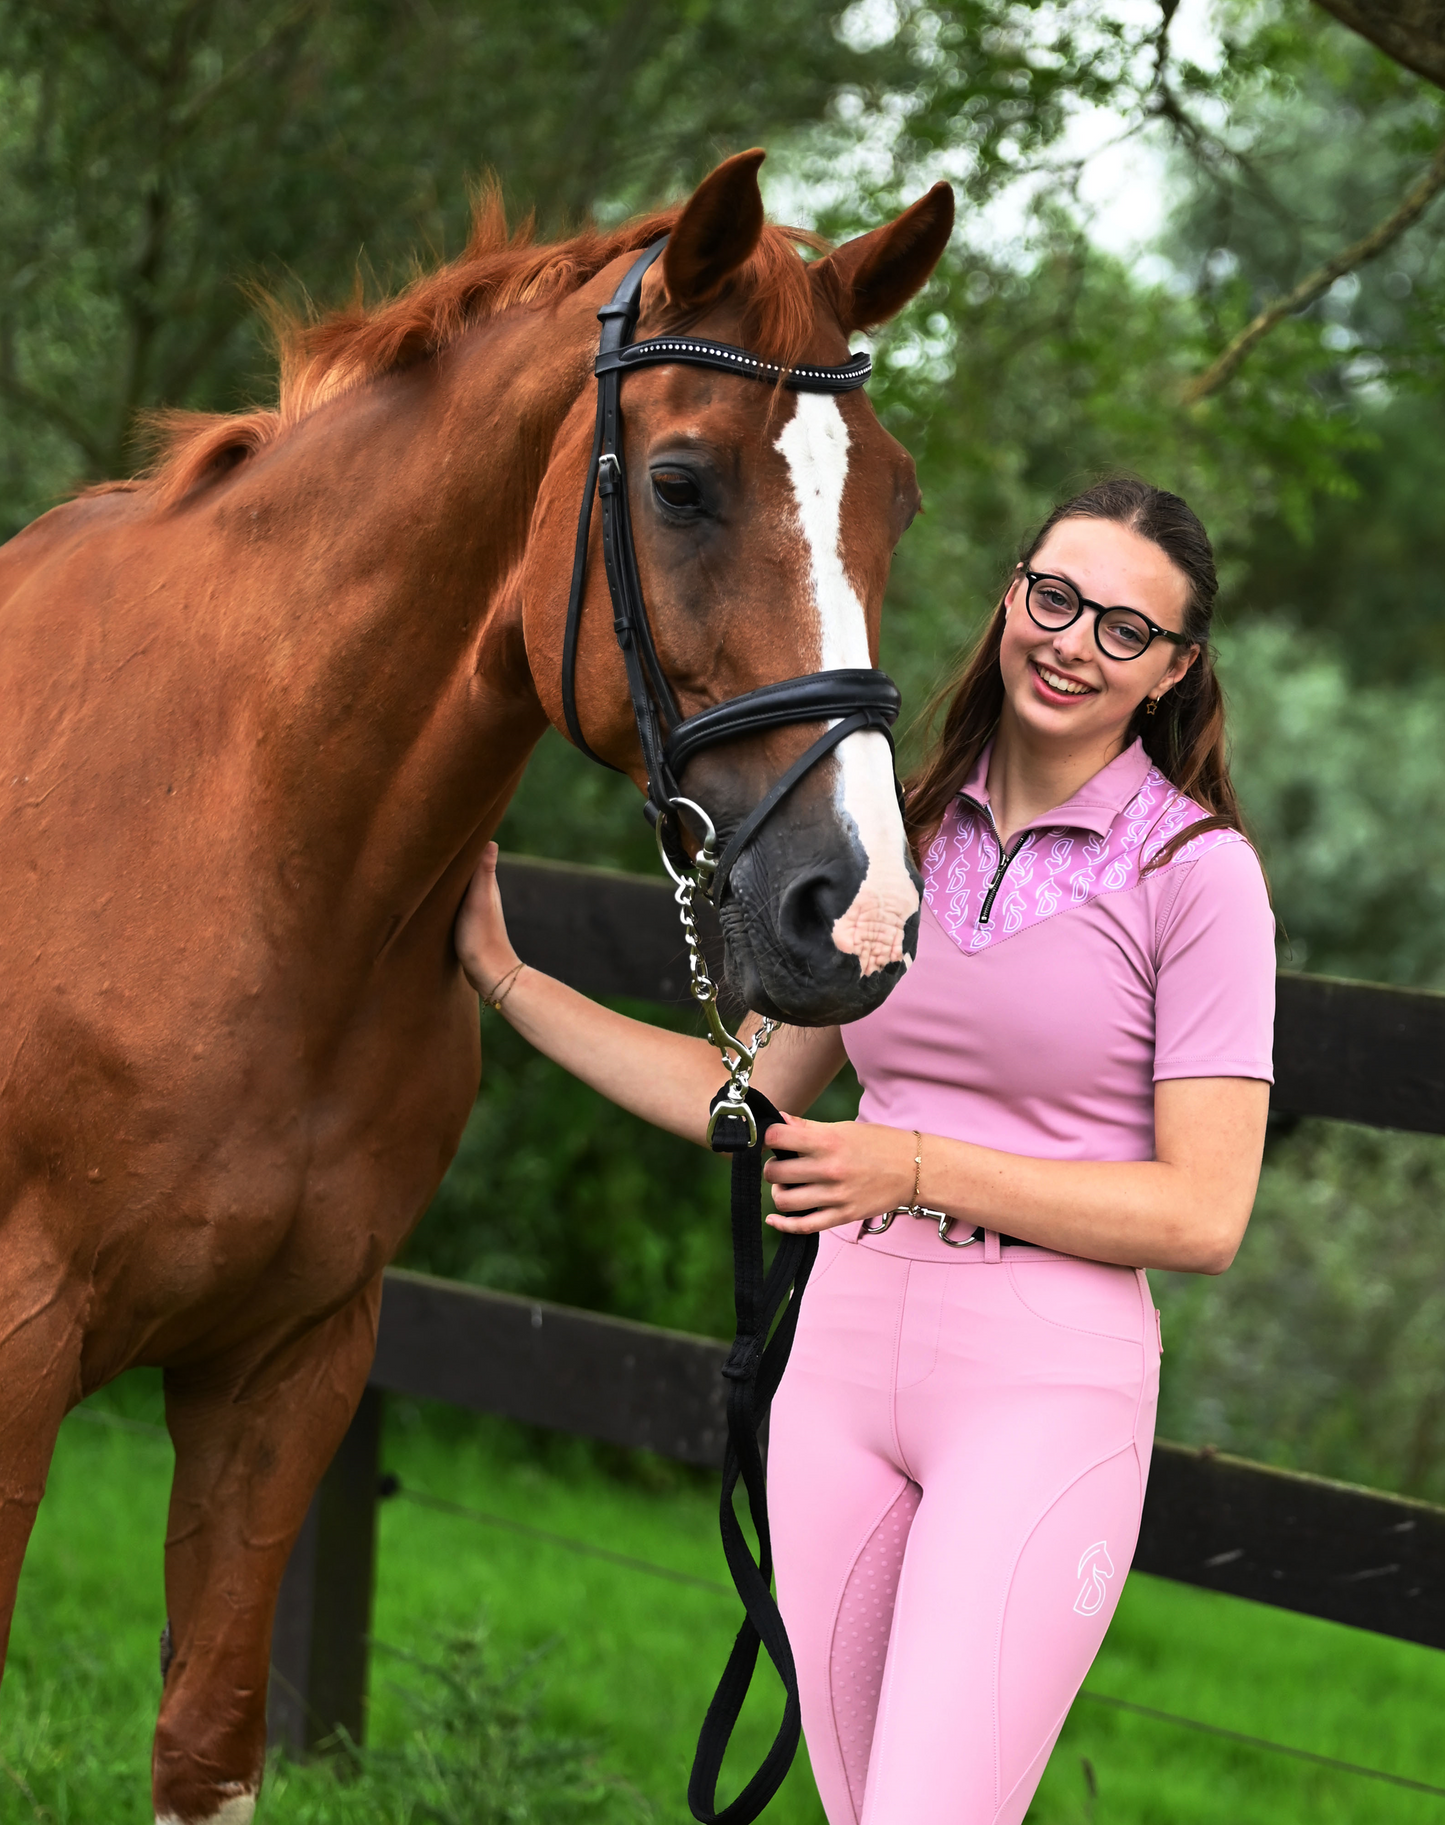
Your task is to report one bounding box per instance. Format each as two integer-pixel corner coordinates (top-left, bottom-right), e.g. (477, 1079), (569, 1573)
(82, 0), (164, 82)
(169, 0), (319, 140)
(1182, 132), (1445, 403)
(1310, 0), (1445, 92)
(1146, 1), (1303, 237)
(1152, 0), (1181, 88)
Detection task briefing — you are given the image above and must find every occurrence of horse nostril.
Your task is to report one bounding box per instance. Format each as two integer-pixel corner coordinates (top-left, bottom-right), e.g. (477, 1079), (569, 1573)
(775, 861), (854, 952)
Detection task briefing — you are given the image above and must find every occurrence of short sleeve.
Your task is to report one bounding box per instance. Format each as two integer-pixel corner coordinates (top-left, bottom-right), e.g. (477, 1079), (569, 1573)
(1152, 841), (1276, 1083)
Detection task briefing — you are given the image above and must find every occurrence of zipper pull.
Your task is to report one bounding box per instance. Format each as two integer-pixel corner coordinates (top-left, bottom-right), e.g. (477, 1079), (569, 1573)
(979, 832), (1027, 926)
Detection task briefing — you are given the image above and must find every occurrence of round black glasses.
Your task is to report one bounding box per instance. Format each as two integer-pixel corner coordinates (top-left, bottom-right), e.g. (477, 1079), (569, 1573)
(1023, 571), (1191, 663)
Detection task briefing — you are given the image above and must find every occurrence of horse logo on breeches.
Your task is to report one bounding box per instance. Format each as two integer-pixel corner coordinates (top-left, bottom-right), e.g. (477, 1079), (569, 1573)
(1073, 1541), (1115, 1617)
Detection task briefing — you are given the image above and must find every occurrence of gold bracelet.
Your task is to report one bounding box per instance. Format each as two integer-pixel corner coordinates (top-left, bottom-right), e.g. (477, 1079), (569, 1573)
(483, 961), (525, 1013)
(860, 1127), (974, 1248)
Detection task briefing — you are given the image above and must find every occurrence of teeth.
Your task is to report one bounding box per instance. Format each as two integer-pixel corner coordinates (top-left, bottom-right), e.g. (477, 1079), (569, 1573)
(1037, 664), (1091, 696)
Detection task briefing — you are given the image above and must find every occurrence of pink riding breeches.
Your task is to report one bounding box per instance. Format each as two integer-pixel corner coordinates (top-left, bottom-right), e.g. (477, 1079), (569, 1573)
(769, 1218), (1161, 1825)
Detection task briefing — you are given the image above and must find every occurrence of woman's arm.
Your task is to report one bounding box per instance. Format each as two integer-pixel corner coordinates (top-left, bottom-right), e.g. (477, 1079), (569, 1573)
(762, 1076), (1270, 1273)
(455, 844), (847, 1146)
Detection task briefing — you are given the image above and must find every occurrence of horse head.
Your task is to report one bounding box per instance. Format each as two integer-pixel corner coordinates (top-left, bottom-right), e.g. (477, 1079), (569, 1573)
(524, 151), (953, 1026)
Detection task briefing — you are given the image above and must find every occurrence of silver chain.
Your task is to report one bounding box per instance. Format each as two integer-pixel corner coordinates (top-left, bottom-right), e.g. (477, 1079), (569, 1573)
(657, 798), (778, 1147)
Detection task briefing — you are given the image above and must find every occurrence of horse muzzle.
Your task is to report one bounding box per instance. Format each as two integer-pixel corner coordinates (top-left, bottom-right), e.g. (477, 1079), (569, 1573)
(718, 818), (921, 1027)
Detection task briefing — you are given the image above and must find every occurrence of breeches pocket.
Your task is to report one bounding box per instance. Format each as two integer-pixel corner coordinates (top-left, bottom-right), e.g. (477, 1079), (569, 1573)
(1004, 1258), (1149, 1344)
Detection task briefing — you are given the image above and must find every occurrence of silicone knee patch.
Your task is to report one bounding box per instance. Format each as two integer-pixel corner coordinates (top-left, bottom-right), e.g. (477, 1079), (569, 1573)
(829, 1480), (921, 1818)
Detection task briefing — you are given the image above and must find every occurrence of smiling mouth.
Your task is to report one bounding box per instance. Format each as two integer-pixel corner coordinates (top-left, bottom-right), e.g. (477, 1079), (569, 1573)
(1031, 659), (1096, 698)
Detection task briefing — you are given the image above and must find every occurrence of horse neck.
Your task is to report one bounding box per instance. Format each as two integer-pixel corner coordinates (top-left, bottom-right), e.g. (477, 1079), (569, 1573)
(231, 301), (595, 958)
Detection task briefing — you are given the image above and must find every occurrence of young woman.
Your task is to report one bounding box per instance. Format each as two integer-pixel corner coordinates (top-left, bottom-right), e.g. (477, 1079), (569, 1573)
(456, 476), (1275, 1824)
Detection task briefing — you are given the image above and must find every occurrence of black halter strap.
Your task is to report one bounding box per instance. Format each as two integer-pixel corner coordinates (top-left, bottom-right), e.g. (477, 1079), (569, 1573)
(559, 237), (901, 905)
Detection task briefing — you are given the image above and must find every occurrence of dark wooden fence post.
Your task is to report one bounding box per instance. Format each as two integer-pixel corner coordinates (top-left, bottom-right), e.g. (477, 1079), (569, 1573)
(267, 1385), (383, 1755)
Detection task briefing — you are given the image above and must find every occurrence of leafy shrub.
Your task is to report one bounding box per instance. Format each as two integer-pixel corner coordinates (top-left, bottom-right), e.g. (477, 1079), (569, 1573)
(1221, 619), (1445, 988)
(1153, 1119), (1445, 1502)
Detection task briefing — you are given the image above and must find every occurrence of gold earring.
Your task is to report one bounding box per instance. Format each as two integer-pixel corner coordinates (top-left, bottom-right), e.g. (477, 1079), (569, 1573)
(1145, 697), (1159, 717)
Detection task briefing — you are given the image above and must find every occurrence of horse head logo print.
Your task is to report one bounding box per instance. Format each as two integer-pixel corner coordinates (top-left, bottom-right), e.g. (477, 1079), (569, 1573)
(1073, 1541), (1115, 1617)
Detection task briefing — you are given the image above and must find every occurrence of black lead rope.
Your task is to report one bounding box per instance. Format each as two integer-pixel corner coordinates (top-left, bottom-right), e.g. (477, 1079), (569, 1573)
(690, 1088), (818, 1825)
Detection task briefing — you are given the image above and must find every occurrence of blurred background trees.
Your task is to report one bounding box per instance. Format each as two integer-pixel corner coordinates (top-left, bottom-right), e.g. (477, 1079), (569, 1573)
(3, 0), (1443, 1497)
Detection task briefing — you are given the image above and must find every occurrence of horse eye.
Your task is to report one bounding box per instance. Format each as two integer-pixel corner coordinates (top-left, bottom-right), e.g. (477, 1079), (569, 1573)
(652, 470), (703, 510)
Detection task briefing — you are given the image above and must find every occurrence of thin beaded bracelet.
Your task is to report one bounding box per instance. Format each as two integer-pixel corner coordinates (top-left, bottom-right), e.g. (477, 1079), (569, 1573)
(483, 961), (525, 1013)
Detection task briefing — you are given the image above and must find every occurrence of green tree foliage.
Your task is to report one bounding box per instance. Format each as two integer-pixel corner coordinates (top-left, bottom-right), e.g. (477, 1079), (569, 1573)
(419, 1002), (738, 1338)
(1155, 4), (1445, 679)
(0, 0), (916, 520)
(3, 0), (1443, 1496)
(1155, 1118), (1445, 1502)
(0, 0), (1142, 527)
(476, 6), (1445, 996)
(1223, 619), (1445, 984)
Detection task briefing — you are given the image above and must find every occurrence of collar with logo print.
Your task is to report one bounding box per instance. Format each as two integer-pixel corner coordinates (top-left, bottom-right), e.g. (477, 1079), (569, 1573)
(842, 739), (1276, 1164)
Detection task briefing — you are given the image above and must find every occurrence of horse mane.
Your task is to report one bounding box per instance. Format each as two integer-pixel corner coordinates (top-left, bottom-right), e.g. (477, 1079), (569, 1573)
(139, 186), (829, 509)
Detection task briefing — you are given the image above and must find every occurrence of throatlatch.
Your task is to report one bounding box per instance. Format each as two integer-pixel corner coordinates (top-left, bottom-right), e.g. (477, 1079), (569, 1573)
(565, 241), (901, 1824)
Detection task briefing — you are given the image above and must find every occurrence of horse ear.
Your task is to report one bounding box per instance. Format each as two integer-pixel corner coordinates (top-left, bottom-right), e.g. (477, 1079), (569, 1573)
(663, 148), (767, 311)
(813, 183), (955, 333)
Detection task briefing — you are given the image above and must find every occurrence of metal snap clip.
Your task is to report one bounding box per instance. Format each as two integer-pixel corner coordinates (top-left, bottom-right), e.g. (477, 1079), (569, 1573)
(936, 1211), (980, 1248)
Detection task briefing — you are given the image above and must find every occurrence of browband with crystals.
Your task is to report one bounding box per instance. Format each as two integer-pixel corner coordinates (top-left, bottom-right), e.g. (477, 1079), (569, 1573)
(594, 336), (872, 393)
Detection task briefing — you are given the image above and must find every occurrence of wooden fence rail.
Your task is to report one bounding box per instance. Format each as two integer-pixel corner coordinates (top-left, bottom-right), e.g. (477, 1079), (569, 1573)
(266, 855), (1445, 1755)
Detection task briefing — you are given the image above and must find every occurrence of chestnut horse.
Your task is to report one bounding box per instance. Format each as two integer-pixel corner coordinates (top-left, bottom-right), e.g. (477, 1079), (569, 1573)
(0, 150), (952, 1823)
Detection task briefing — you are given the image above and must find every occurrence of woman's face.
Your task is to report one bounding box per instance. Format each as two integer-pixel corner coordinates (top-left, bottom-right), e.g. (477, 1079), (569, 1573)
(997, 517), (1199, 755)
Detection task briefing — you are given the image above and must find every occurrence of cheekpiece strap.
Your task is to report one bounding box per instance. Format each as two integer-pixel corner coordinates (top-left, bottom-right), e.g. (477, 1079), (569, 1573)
(561, 238), (676, 785)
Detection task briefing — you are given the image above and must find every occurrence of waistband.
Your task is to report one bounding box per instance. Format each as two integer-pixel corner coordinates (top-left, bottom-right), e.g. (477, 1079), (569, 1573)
(832, 1214), (1075, 1264)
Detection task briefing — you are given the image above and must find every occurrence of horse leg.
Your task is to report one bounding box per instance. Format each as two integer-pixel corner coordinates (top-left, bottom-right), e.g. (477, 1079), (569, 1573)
(0, 1256), (85, 1681)
(152, 1280), (381, 1825)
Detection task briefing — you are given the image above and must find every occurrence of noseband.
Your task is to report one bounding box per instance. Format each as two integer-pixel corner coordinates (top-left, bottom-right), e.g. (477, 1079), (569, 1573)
(560, 237), (903, 905)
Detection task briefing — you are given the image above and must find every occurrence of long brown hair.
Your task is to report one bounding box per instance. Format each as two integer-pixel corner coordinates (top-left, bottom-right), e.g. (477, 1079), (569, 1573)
(903, 476), (1246, 870)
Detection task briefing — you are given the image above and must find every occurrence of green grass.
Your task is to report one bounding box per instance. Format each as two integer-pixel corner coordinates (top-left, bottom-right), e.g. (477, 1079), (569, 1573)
(4, 1375), (1445, 1823)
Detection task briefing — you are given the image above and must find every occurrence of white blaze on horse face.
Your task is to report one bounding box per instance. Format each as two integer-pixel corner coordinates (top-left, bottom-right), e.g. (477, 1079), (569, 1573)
(774, 392), (918, 977)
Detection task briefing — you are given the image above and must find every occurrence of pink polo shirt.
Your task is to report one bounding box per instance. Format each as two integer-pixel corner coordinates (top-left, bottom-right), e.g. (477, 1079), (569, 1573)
(843, 740), (1276, 1163)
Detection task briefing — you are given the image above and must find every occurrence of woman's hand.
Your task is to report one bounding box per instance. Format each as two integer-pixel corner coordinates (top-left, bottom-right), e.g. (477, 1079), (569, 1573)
(763, 1114), (917, 1234)
(455, 841), (521, 1000)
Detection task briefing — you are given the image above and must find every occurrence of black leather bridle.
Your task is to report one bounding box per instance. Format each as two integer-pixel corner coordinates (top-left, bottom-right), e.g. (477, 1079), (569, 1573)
(557, 237), (911, 1825)
(560, 236), (903, 903)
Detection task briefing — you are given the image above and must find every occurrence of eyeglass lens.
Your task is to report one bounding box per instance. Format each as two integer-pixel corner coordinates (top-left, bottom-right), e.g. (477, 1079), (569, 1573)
(1027, 576), (1155, 661)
